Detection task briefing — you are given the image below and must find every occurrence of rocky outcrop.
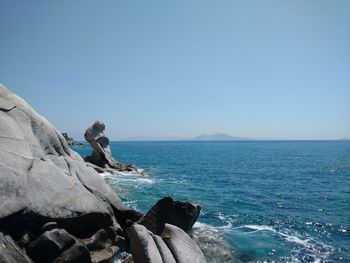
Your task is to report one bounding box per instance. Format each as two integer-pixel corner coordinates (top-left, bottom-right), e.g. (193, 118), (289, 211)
(62, 133), (75, 146)
(84, 121), (138, 173)
(139, 197), (200, 235)
(0, 84), (142, 237)
(0, 85), (140, 259)
(0, 85), (207, 263)
(62, 133), (84, 147)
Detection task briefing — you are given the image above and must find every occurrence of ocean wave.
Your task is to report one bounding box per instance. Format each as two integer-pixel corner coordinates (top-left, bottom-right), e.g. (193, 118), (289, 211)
(216, 212), (237, 229)
(233, 224), (334, 262)
(192, 222), (235, 263)
(234, 224), (276, 233)
(101, 169), (155, 185)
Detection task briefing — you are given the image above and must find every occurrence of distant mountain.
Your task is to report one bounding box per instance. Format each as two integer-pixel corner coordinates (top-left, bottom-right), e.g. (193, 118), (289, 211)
(193, 133), (247, 141)
(121, 133), (249, 141)
(122, 135), (187, 141)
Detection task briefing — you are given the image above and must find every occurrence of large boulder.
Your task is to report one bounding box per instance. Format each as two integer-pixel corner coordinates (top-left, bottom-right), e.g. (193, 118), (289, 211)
(152, 235), (176, 263)
(0, 85), (136, 237)
(126, 224), (207, 263)
(161, 224), (207, 263)
(84, 121), (138, 172)
(27, 229), (75, 263)
(139, 197), (200, 235)
(126, 224), (163, 263)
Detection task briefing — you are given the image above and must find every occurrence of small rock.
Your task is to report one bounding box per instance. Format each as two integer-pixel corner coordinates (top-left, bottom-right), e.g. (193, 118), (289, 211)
(53, 243), (91, 263)
(113, 235), (126, 247)
(41, 222), (58, 233)
(86, 229), (109, 250)
(18, 232), (31, 247)
(27, 229), (75, 263)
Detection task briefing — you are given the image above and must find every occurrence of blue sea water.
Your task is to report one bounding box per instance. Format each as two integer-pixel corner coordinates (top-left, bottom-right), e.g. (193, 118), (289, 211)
(74, 141), (350, 262)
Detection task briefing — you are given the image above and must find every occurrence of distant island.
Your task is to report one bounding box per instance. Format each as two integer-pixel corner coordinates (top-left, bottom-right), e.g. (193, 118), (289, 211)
(193, 133), (247, 141)
(122, 133), (249, 141)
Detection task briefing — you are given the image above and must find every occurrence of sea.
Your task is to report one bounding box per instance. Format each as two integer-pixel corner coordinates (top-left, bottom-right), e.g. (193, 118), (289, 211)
(73, 141), (350, 263)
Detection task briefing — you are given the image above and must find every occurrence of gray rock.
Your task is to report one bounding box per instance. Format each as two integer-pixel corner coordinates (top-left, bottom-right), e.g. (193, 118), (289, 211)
(152, 235), (176, 263)
(161, 224), (207, 263)
(0, 84), (136, 236)
(0, 232), (33, 263)
(62, 133), (75, 146)
(139, 197), (200, 235)
(53, 243), (91, 263)
(84, 121), (138, 172)
(27, 229), (75, 263)
(85, 229), (109, 250)
(126, 223), (207, 263)
(126, 224), (163, 263)
(41, 222), (58, 233)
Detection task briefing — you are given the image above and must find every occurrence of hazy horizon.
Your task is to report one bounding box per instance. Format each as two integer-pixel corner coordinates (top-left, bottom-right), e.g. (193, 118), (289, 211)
(1, 1), (349, 140)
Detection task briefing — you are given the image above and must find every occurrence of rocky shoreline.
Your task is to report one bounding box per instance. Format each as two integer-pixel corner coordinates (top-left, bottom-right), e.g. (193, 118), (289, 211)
(0, 85), (207, 263)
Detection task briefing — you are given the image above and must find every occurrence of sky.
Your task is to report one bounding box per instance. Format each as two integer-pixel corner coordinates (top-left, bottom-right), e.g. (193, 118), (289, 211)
(1, 0), (349, 140)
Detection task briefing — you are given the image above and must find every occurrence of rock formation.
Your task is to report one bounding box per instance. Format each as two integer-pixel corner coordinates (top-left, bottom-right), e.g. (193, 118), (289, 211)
(62, 132), (84, 147)
(0, 85), (141, 261)
(127, 223), (207, 263)
(62, 132), (75, 146)
(139, 197), (200, 235)
(84, 121), (138, 173)
(0, 84), (207, 263)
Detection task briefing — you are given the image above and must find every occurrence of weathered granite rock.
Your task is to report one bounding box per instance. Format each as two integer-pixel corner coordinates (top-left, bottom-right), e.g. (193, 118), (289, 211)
(85, 229), (109, 251)
(126, 224), (163, 263)
(84, 121), (138, 172)
(27, 229), (76, 263)
(81, 226), (126, 263)
(152, 235), (176, 263)
(0, 84), (140, 237)
(161, 224), (207, 263)
(126, 223), (206, 263)
(62, 133), (74, 146)
(53, 243), (91, 263)
(0, 232), (34, 263)
(0, 85), (207, 262)
(139, 197), (200, 235)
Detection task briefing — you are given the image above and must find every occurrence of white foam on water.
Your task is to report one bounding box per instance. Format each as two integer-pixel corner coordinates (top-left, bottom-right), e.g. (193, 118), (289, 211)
(234, 224), (334, 262)
(101, 169), (155, 185)
(235, 224), (276, 233)
(194, 222), (219, 232)
(192, 221), (235, 262)
(111, 251), (132, 263)
(215, 212), (237, 230)
(100, 171), (113, 178)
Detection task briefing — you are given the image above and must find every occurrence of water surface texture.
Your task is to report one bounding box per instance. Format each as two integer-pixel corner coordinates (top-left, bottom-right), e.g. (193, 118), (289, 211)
(74, 141), (350, 262)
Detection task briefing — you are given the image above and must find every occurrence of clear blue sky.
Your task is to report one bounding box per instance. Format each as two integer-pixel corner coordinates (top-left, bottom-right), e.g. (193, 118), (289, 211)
(1, 0), (349, 140)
